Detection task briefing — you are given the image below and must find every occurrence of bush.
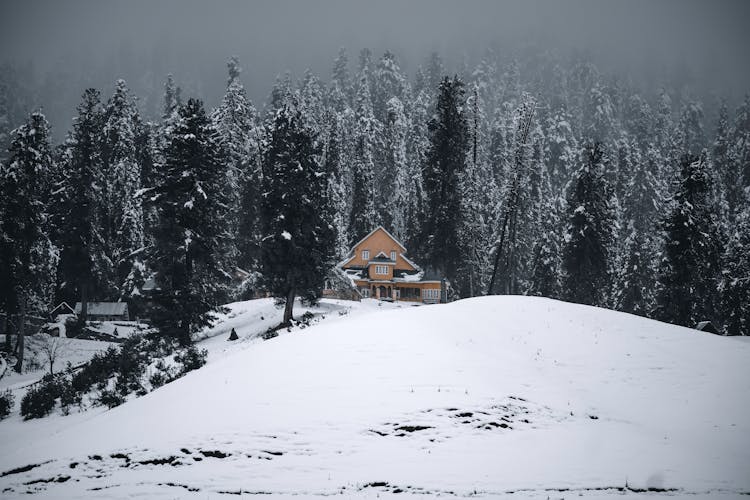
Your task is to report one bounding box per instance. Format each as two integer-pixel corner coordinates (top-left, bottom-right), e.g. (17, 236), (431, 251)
(0, 389), (14, 419)
(149, 360), (176, 389)
(97, 388), (125, 409)
(71, 346), (119, 394)
(175, 345), (207, 375)
(21, 374), (66, 420)
(114, 336), (149, 396)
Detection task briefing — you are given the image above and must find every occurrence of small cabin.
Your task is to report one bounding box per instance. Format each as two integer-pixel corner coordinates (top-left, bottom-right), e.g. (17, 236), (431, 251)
(74, 302), (130, 322)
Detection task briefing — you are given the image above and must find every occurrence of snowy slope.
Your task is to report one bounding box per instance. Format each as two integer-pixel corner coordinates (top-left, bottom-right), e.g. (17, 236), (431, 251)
(0, 296), (748, 499)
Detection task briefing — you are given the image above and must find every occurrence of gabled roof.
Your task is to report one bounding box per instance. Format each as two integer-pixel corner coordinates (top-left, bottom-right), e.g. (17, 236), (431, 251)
(74, 302), (128, 316)
(349, 226), (406, 253)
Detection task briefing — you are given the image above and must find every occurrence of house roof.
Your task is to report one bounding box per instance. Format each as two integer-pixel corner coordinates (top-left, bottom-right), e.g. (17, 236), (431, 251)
(74, 302), (128, 316)
(349, 226), (406, 253)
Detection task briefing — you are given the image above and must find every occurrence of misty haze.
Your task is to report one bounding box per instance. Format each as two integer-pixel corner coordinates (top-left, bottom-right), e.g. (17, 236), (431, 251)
(0, 1), (749, 498)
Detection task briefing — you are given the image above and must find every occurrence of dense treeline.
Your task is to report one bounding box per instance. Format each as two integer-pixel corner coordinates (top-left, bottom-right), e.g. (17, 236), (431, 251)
(1, 47), (749, 365)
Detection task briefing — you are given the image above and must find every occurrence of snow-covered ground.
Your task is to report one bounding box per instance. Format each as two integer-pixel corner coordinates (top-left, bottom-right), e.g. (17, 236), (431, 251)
(0, 296), (748, 499)
(0, 336), (118, 394)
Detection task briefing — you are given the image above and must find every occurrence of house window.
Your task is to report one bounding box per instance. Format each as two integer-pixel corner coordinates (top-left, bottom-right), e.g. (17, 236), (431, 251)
(375, 265), (388, 275)
(362, 250), (370, 260)
(395, 289), (401, 299)
(390, 251), (396, 261)
(361, 288), (370, 298)
(422, 288), (440, 300)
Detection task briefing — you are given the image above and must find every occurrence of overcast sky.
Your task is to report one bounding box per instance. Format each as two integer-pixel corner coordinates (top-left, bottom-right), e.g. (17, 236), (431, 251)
(1, 0), (749, 134)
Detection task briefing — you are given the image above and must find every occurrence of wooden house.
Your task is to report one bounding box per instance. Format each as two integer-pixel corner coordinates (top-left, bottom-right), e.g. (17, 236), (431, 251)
(338, 226), (445, 304)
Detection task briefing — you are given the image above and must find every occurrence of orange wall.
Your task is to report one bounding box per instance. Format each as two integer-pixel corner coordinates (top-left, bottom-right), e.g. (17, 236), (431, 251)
(368, 262), (394, 280)
(344, 228), (416, 271)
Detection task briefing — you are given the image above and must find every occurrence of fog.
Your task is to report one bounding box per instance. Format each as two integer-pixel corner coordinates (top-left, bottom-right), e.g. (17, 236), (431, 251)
(2, 0), (749, 139)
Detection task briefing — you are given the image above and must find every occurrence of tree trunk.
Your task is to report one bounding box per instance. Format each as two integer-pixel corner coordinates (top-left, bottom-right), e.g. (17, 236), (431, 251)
(282, 288), (296, 326)
(13, 294), (25, 373)
(79, 283), (88, 325)
(1, 313), (9, 353)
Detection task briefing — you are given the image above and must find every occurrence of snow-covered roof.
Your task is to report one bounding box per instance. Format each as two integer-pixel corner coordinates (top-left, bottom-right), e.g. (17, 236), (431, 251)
(74, 302), (129, 316)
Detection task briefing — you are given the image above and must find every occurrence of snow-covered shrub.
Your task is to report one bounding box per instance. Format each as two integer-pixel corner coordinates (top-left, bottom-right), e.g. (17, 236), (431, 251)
(97, 388), (125, 409)
(149, 359), (176, 388)
(113, 336), (149, 396)
(0, 389), (14, 419)
(20, 374), (66, 420)
(71, 346), (120, 394)
(175, 345), (207, 375)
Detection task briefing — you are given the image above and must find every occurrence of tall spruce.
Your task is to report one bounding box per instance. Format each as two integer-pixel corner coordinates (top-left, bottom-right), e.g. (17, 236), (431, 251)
(655, 153), (722, 328)
(260, 95), (335, 326)
(0, 112), (57, 372)
(422, 76), (469, 284)
(212, 56), (261, 272)
(102, 79), (145, 299)
(348, 61), (379, 244)
(561, 142), (616, 307)
(720, 202), (750, 335)
(56, 89), (106, 322)
(150, 99), (232, 345)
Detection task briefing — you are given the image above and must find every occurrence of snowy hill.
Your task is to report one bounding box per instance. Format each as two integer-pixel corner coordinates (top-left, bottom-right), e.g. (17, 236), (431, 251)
(1, 296), (748, 499)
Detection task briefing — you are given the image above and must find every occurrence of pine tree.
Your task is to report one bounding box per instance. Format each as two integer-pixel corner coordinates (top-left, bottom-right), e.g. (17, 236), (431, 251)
(329, 47), (352, 111)
(676, 100), (705, 157)
(102, 79), (144, 299)
(150, 99), (232, 345)
(372, 51), (406, 122)
(720, 202), (750, 335)
(655, 153), (722, 327)
(212, 56), (261, 271)
(730, 95), (750, 194)
(561, 142), (616, 307)
(404, 87), (430, 253)
(56, 89), (107, 323)
(323, 113), (350, 258)
(260, 96), (335, 326)
(382, 96), (409, 240)
(422, 76), (469, 284)
(0, 111), (57, 372)
(348, 61), (379, 244)
(487, 94), (536, 295)
(456, 83), (495, 297)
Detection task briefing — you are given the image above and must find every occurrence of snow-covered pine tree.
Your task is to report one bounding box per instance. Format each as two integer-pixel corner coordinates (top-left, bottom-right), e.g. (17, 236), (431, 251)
(654, 153), (723, 328)
(612, 141), (663, 315)
(381, 96), (409, 240)
(675, 100), (706, 157)
(0, 111), (57, 372)
(211, 56), (261, 272)
(561, 142), (616, 307)
(373, 51), (406, 123)
(102, 79), (145, 299)
(425, 52), (446, 97)
(404, 86), (429, 253)
(329, 47), (352, 111)
(456, 84), (495, 297)
(720, 201), (750, 335)
(527, 173), (562, 299)
(348, 60), (379, 244)
(149, 98), (232, 345)
(545, 102), (578, 187)
(730, 95), (750, 195)
(260, 95), (335, 326)
(487, 94), (536, 295)
(422, 76), (469, 285)
(323, 112), (349, 259)
(56, 89), (107, 323)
